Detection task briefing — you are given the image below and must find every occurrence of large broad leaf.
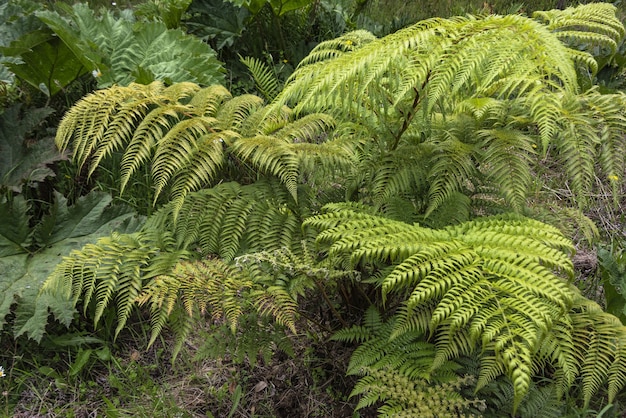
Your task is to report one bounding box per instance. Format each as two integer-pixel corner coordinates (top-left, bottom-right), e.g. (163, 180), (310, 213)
(0, 103), (60, 192)
(0, 0), (51, 87)
(0, 196), (30, 257)
(2, 32), (87, 97)
(186, 0), (248, 50)
(0, 192), (144, 341)
(225, 0), (311, 16)
(37, 4), (225, 88)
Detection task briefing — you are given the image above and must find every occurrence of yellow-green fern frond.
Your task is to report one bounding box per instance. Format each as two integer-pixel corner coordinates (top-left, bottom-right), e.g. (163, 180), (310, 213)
(237, 241), (359, 332)
(231, 135), (300, 199)
(42, 229), (188, 339)
(296, 30), (376, 68)
(214, 93), (265, 131)
(56, 82), (163, 169)
(57, 81), (344, 215)
(478, 128), (536, 212)
(252, 286), (298, 334)
(276, 11), (589, 119)
(565, 294), (626, 407)
(534, 3), (624, 61)
(137, 258), (254, 346)
(147, 180), (307, 260)
(240, 56), (280, 102)
(306, 204), (578, 408)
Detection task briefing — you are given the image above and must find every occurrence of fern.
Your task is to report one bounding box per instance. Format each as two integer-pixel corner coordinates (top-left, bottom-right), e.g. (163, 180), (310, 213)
(270, 4), (626, 214)
(41, 179), (316, 355)
(43, 228), (187, 341)
(333, 306), (484, 417)
(1, 192), (142, 341)
(193, 313), (295, 367)
(56, 81), (343, 214)
(136, 257), (255, 356)
(306, 203), (626, 412)
(240, 56), (280, 102)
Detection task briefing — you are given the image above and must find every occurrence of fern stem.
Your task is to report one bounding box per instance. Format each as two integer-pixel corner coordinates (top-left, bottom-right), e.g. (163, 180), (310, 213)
(311, 275), (348, 328)
(298, 309), (334, 334)
(391, 73), (429, 151)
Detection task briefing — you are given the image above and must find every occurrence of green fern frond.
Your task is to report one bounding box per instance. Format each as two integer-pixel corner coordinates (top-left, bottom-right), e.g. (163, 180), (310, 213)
(57, 81), (342, 214)
(306, 205), (579, 408)
(370, 145), (431, 207)
(138, 258), (254, 338)
(425, 139), (477, 217)
(252, 286), (298, 333)
(566, 294), (626, 407)
(56, 83), (155, 168)
(478, 128), (535, 212)
(296, 30), (376, 68)
(231, 135), (299, 199)
(188, 84), (232, 116)
(215, 93), (265, 130)
(147, 180), (306, 260)
(271, 5), (626, 214)
(240, 55), (280, 102)
(151, 116), (223, 202)
(534, 3), (624, 58)
(351, 368), (484, 417)
(43, 229), (188, 339)
(276, 11), (584, 118)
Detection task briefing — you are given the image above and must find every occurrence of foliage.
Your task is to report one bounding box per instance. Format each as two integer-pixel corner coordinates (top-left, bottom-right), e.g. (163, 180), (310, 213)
(273, 4), (626, 216)
(194, 314), (294, 367)
(226, 0), (311, 17)
(36, 3), (224, 88)
(185, 0), (349, 93)
(240, 56), (281, 102)
(0, 103), (59, 194)
(55, 81), (344, 214)
(306, 203), (626, 412)
(598, 246), (626, 324)
(185, 0), (250, 50)
(0, 192), (142, 341)
(333, 306), (485, 416)
(41, 180), (309, 355)
(0, 0), (87, 97)
(6, 2), (626, 416)
(134, 0), (192, 29)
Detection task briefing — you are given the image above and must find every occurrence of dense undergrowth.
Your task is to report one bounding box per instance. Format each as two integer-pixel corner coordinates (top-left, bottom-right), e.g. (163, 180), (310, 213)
(4, 0), (626, 417)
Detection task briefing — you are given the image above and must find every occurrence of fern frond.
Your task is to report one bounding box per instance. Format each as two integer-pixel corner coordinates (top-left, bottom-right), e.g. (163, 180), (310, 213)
(252, 286), (298, 333)
(296, 30), (377, 68)
(56, 83), (156, 168)
(151, 116), (222, 202)
(231, 135), (299, 199)
(43, 230), (188, 339)
(567, 294), (626, 407)
(478, 128), (535, 212)
(188, 84), (232, 116)
(58, 81), (339, 215)
(534, 3), (624, 58)
(147, 180), (306, 260)
(276, 12), (583, 119)
(118, 102), (188, 193)
(215, 93), (265, 130)
(240, 55), (280, 102)
(307, 205), (579, 407)
(425, 137), (477, 217)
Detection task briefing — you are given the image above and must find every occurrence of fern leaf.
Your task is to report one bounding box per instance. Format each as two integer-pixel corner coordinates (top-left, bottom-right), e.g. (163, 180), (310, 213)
(307, 204), (580, 407)
(240, 55), (280, 102)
